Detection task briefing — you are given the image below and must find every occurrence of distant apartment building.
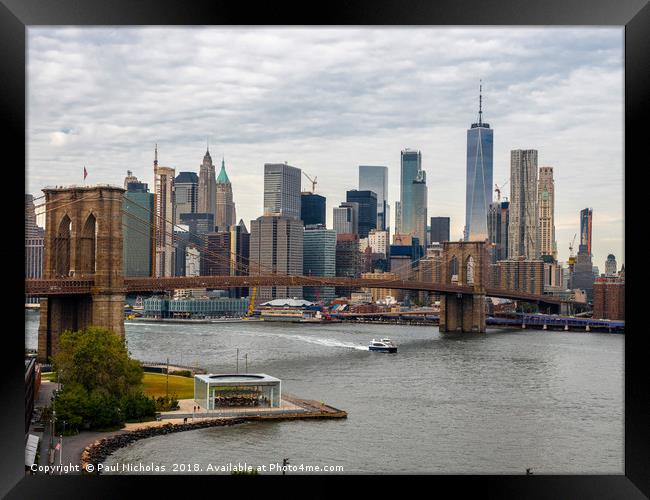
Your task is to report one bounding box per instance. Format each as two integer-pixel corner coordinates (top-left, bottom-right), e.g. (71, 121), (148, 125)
(361, 271), (400, 303)
(368, 229), (389, 257)
(491, 257), (544, 295)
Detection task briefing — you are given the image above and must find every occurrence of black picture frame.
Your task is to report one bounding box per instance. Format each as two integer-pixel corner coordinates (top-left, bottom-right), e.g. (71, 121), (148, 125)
(2, 0), (646, 497)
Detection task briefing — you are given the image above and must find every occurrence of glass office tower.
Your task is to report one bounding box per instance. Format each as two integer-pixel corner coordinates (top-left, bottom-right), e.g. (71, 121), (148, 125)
(359, 165), (388, 231)
(464, 84), (493, 241)
(399, 149), (423, 237)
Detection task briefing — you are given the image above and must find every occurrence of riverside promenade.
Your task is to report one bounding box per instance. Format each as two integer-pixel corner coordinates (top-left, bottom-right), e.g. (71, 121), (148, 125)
(35, 394), (346, 475)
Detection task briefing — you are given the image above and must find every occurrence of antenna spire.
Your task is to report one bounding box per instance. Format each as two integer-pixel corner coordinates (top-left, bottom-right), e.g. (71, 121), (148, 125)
(478, 79), (483, 126)
(154, 143), (158, 167)
(206, 137), (209, 153)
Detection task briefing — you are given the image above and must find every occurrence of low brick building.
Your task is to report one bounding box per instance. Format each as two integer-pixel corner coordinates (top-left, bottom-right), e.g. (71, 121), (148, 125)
(593, 276), (625, 320)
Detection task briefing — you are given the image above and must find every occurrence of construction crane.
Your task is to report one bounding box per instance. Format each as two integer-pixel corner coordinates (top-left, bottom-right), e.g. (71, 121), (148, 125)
(494, 179), (509, 202)
(302, 171), (318, 193)
(568, 233), (577, 266)
(246, 287), (257, 317)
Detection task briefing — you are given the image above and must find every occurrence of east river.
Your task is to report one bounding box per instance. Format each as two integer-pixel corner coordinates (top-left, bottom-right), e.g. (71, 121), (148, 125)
(25, 311), (624, 474)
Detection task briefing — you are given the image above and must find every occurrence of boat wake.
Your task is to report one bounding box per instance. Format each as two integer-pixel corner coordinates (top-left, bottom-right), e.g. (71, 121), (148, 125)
(261, 332), (367, 351)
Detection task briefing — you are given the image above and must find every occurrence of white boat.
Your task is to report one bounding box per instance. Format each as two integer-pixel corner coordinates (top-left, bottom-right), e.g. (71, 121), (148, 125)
(369, 338), (397, 353)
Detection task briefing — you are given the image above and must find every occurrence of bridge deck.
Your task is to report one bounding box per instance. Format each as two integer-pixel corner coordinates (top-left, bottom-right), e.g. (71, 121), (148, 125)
(25, 276), (582, 306)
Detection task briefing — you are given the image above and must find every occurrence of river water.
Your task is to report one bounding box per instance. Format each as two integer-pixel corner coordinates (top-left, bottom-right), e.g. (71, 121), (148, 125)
(25, 311), (624, 474)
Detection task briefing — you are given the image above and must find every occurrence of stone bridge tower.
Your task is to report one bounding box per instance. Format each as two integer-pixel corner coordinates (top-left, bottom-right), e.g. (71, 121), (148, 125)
(37, 186), (126, 362)
(439, 240), (489, 333)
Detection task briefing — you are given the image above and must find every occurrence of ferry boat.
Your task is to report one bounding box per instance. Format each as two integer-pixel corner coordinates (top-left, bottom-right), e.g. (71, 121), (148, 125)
(368, 338), (398, 353)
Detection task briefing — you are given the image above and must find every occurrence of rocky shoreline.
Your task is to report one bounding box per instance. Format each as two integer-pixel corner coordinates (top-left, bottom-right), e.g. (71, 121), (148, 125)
(81, 418), (246, 474)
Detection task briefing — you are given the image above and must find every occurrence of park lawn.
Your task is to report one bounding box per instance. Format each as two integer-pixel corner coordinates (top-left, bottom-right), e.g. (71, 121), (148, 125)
(142, 372), (194, 399)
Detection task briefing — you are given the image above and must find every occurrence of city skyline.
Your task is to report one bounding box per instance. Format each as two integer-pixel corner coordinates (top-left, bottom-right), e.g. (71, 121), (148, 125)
(27, 27), (623, 269)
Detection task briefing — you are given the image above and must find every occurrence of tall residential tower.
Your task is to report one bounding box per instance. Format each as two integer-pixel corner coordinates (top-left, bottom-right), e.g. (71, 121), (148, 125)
(508, 149), (539, 259)
(538, 166), (556, 259)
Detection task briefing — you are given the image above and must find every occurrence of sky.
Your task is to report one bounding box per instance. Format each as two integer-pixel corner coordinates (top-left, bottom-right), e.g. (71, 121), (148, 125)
(27, 27), (624, 270)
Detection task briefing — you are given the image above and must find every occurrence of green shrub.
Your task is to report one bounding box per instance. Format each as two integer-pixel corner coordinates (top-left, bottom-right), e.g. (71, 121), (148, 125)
(169, 370), (192, 378)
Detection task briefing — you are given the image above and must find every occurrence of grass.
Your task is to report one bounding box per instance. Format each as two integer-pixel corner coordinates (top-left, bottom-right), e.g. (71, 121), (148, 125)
(142, 372), (194, 399)
(41, 372), (57, 381)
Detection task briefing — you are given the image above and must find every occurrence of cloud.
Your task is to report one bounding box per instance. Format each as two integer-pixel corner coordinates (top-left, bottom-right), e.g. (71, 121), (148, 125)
(27, 27), (624, 269)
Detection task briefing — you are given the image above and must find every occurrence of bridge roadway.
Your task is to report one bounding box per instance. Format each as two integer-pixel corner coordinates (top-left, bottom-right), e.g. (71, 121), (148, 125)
(24, 276), (581, 308)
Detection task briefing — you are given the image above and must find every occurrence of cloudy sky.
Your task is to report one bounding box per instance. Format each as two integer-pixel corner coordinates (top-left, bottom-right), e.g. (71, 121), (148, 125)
(27, 27), (623, 269)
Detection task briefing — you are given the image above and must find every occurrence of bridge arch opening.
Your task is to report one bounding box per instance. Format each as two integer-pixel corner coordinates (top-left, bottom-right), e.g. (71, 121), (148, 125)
(54, 215), (72, 277)
(466, 255), (475, 285)
(79, 213), (97, 275)
(449, 255), (458, 283)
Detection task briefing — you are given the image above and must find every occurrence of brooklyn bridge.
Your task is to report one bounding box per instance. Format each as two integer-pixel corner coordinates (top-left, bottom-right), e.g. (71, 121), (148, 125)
(25, 185), (586, 362)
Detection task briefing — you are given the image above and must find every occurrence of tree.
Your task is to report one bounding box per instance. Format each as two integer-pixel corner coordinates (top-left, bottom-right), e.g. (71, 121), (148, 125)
(53, 326), (143, 398)
(52, 327), (156, 430)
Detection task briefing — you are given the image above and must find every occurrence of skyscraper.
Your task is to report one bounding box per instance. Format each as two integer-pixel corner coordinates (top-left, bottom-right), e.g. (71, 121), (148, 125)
(464, 83), (493, 241)
(198, 147), (217, 224)
(263, 163), (301, 220)
(399, 149), (426, 239)
(346, 190), (377, 238)
(123, 178), (154, 277)
(605, 254), (617, 276)
(123, 170), (139, 190)
(153, 145), (176, 277)
(301, 192), (326, 226)
(429, 217), (450, 244)
(174, 171), (199, 224)
(487, 201), (509, 263)
(25, 194), (45, 304)
(333, 202), (359, 235)
(229, 219), (250, 298)
(508, 149), (539, 259)
(303, 225), (336, 303)
(249, 215), (303, 300)
(335, 233), (361, 298)
(580, 207), (593, 256)
(538, 166), (556, 259)
(359, 166), (388, 231)
(215, 157), (236, 230)
(412, 172), (427, 247)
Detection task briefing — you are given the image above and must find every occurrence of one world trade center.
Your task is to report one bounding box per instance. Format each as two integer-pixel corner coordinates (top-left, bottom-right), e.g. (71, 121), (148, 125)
(464, 82), (493, 241)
